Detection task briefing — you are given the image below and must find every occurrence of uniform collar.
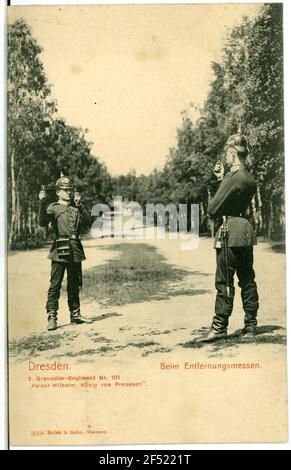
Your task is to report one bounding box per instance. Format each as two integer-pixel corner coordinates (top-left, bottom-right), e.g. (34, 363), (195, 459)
(58, 200), (70, 205)
(230, 163), (246, 173)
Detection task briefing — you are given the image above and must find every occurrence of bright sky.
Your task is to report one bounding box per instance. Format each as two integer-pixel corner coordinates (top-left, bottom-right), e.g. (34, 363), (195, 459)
(8, 4), (262, 175)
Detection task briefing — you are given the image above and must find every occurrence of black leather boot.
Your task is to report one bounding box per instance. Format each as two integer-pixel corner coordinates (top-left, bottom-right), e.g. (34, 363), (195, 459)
(70, 309), (92, 324)
(47, 311), (57, 331)
(203, 328), (228, 341)
(243, 311), (257, 336)
(200, 314), (228, 342)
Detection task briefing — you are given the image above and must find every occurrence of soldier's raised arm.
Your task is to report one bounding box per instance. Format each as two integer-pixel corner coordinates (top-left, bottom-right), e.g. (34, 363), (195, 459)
(38, 188), (54, 227)
(207, 175), (235, 218)
(74, 191), (92, 229)
(78, 204), (92, 228)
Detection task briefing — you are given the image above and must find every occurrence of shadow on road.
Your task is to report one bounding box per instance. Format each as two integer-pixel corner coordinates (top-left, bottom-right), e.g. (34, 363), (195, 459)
(42, 312), (122, 331)
(267, 242), (285, 254)
(80, 243), (211, 307)
(9, 324), (286, 361)
(9, 330), (79, 359)
(181, 325), (286, 351)
(89, 312), (122, 321)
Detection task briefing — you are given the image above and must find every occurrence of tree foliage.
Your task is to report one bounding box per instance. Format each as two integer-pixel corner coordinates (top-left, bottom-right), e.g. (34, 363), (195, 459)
(137, 4), (284, 238)
(8, 5), (284, 247)
(8, 20), (112, 248)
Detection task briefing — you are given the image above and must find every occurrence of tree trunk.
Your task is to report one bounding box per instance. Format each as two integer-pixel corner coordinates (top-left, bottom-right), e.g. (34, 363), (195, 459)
(8, 149), (17, 249)
(251, 196), (257, 230)
(16, 190), (21, 236)
(280, 197), (285, 237)
(268, 200), (273, 240)
(206, 189), (214, 237)
(28, 202), (32, 236)
(257, 186), (263, 234)
(33, 209), (39, 246)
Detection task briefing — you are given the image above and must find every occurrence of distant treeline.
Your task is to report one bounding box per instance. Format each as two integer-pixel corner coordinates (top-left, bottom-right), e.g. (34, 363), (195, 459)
(8, 4), (284, 249)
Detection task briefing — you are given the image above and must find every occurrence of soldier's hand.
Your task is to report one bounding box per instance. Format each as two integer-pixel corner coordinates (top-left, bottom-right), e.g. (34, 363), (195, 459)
(39, 189), (47, 201)
(74, 192), (81, 206)
(213, 160), (224, 180)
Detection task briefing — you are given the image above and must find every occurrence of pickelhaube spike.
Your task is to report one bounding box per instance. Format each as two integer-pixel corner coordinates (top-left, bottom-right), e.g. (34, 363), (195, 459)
(56, 172), (73, 190)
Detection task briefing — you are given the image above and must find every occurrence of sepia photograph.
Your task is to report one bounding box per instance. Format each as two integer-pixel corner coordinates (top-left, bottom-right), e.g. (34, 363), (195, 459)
(6, 1), (287, 446)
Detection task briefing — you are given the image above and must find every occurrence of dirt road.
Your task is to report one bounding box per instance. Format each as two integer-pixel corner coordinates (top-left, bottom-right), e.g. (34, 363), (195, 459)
(8, 236), (287, 445)
(8, 236), (286, 361)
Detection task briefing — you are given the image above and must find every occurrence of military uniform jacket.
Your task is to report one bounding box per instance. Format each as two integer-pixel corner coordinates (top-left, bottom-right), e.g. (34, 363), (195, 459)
(207, 166), (257, 248)
(39, 201), (92, 263)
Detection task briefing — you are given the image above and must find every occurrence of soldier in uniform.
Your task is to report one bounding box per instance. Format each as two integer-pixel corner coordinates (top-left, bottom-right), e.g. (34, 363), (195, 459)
(205, 131), (259, 340)
(39, 176), (92, 331)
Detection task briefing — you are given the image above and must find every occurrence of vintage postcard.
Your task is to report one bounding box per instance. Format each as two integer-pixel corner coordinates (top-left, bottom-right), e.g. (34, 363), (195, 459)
(7, 2), (287, 446)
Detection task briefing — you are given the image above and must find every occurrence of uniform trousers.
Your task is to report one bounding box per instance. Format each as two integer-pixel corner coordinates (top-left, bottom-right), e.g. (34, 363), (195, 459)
(46, 261), (81, 315)
(212, 246), (259, 332)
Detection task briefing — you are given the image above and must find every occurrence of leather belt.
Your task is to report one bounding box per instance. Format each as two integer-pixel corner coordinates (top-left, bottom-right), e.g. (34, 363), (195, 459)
(58, 235), (80, 240)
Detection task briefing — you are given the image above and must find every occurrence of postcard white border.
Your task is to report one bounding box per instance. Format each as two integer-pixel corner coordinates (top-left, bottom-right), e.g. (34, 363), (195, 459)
(1, 0), (290, 451)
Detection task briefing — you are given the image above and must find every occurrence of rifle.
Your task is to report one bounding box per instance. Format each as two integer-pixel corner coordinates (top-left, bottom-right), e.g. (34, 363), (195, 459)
(221, 215), (231, 298)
